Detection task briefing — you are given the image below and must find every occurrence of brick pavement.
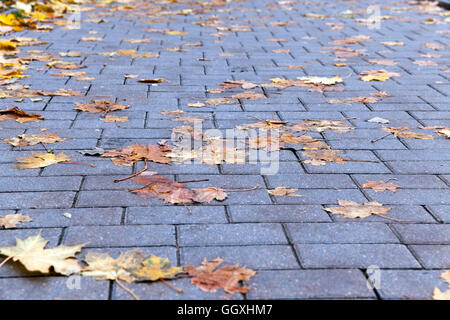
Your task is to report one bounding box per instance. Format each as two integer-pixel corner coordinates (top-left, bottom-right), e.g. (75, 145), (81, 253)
(0, 0), (449, 299)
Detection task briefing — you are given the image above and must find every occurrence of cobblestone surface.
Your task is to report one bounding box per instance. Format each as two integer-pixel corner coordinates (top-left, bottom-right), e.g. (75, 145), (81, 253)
(0, 0), (449, 299)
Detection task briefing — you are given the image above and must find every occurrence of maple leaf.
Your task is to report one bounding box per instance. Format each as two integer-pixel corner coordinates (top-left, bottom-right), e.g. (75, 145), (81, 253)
(75, 100), (131, 113)
(325, 200), (391, 219)
(131, 175), (194, 204)
(192, 188), (228, 203)
(381, 41), (404, 46)
(131, 255), (182, 281)
(268, 187), (302, 197)
(102, 144), (172, 166)
(0, 106), (44, 123)
(15, 152), (71, 169)
(433, 288), (450, 300)
(187, 102), (206, 108)
(382, 126), (433, 140)
(0, 214), (32, 229)
(82, 249), (147, 283)
(362, 180), (399, 192)
(360, 70), (400, 82)
(4, 133), (67, 147)
(205, 98), (236, 106)
(231, 91), (266, 100)
(100, 115), (129, 122)
(236, 120), (287, 131)
(297, 76), (343, 85)
(184, 258), (256, 295)
(0, 231), (85, 275)
(303, 149), (347, 166)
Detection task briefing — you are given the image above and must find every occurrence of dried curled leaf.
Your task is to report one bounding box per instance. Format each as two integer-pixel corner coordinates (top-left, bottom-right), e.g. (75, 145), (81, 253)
(0, 106), (44, 123)
(184, 258), (256, 295)
(131, 175), (195, 204)
(268, 187), (302, 197)
(0, 214), (32, 229)
(382, 126), (433, 140)
(15, 152), (71, 169)
(75, 100), (131, 113)
(82, 249), (147, 283)
(325, 200), (391, 219)
(297, 76), (343, 85)
(131, 255), (182, 281)
(192, 187), (228, 203)
(303, 149), (347, 166)
(363, 180), (399, 192)
(102, 144), (172, 166)
(4, 133), (67, 147)
(0, 231), (85, 275)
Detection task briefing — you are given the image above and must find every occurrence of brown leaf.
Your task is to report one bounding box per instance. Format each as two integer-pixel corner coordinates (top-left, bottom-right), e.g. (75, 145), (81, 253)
(130, 175), (194, 204)
(382, 126), (433, 139)
(192, 187), (228, 203)
(0, 106), (44, 123)
(184, 258), (256, 294)
(102, 144), (172, 166)
(231, 91), (266, 100)
(15, 152), (71, 169)
(4, 133), (67, 147)
(362, 180), (399, 192)
(0, 214), (32, 229)
(75, 100), (131, 113)
(325, 200), (392, 219)
(268, 186), (302, 197)
(303, 149), (347, 166)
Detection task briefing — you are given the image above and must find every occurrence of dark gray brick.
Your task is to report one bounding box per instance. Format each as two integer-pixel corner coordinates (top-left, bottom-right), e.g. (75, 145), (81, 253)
(246, 270), (376, 299)
(295, 244), (421, 268)
(178, 223), (287, 246)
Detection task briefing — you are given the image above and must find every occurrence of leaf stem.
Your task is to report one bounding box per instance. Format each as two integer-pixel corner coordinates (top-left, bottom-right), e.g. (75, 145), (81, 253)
(115, 279), (140, 300)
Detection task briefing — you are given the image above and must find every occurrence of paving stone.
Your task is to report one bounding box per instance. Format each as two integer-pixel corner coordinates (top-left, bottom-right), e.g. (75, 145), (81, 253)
(246, 270), (376, 299)
(393, 224), (450, 244)
(0, 277), (109, 300)
(376, 270), (448, 299)
(228, 205), (332, 223)
(180, 245), (299, 270)
(63, 225), (176, 247)
(286, 223), (399, 244)
(0, 192), (75, 209)
(126, 206), (227, 225)
(295, 244), (421, 268)
(178, 223), (288, 246)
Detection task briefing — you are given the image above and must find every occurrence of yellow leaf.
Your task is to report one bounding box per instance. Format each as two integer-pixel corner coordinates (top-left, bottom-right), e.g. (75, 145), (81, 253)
(15, 152), (71, 169)
(0, 231), (85, 275)
(131, 255), (182, 281)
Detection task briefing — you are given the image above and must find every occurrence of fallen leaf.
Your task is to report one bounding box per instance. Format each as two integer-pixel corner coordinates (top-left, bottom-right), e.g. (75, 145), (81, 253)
(192, 187), (228, 203)
(4, 133), (67, 147)
(368, 117), (389, 124)
(184, 258), (256, 294)
(100, 115), (129, 122)
(382, 126), (433, 139)
(82, 249), (147, 283)
(268, 187), (302, 197)
(325, 200), (391, 219)
(363, 180), (399, 192)
(102, 144), (172, 166)
(0, 214), (32, 229)
(0, 231), (84, 275)
(131, 255), (182, 281)
(15, 152), (71, 169)
(75, 100), (131, 113)
(0, 106), (44, 123)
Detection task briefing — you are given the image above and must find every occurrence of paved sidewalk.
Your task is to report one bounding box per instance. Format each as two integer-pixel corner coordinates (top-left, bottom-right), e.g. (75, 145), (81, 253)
(0, 0), (449, 299)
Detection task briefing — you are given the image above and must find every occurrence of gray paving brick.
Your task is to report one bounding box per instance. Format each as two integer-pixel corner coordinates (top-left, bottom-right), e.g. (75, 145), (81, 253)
(64, 225), (175, 247)
(229, 205), (331, 223)
(178, 223), (287, 246)
(247, 270), (376, 299)
(295, 244), (421, 268)
(181, 245), (299, 270)
(393, 224), (450, 244)
(0, 277), (109, 300)
(376, 270), (447, 300)
(286, 223), (399, 244)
